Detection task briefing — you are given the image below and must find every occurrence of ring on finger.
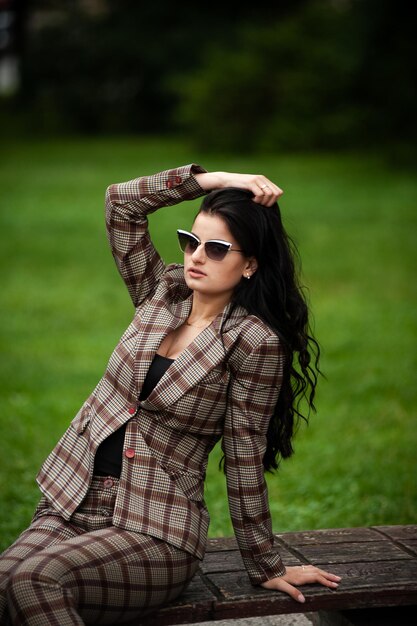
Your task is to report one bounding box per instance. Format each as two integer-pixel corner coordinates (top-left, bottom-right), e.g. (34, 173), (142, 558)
(260, 184), (269, 189)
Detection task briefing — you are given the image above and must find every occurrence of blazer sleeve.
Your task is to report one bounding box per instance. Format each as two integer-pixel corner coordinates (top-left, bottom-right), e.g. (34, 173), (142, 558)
(223, 333), (286, 585)
(105, 163), (207, 307)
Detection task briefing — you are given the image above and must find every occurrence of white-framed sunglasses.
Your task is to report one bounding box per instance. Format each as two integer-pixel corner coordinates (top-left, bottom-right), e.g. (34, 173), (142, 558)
(177, 229), (243, 262)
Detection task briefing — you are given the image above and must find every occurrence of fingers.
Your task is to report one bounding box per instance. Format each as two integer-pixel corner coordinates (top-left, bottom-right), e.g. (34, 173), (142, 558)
(251, 176), (283, 207)
(207, 172), (283, 206)
(316, 566), (342, 585)
(278, 579), (306, 604)
(260, 565), (342, 604)
(262, 577), (305, 604)
(301, 565), (342, 587)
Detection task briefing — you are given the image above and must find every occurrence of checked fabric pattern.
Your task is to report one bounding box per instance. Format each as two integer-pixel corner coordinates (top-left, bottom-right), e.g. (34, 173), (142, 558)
(35, 164), (286, 584)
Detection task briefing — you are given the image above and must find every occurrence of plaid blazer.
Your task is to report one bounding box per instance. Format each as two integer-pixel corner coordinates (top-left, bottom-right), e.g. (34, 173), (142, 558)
(35, 164), (286, 584)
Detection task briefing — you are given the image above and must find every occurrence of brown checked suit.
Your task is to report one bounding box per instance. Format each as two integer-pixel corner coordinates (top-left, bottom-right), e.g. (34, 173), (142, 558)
(33, 163), (286, 585)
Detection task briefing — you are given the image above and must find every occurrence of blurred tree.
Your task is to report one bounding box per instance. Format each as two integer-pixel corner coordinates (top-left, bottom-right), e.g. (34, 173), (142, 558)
(172, 0), (417, 154)
(15, 0), (303, 134)
(352, 0), (417, 155)
(0, 0), (21, 96)
(3, 0), (416, 156)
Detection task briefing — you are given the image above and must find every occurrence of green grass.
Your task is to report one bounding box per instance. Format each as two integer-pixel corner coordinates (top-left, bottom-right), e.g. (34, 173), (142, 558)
(1, 136), (416, 551)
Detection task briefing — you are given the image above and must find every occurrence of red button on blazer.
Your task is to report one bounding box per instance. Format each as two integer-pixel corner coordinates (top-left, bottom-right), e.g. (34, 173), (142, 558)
(128, 406), (136, 415)
(125, 448), (135, 459)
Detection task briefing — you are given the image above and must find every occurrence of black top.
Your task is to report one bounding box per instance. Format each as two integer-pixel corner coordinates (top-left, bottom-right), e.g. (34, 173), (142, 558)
(94, 353), (174, 477)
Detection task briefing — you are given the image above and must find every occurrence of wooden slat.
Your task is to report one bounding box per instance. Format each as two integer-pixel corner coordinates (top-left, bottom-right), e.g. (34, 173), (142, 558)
(277, 527), (382, 545)
(373, 525), (417, 540)
(200, 546), (301, 573)
(291, 540), (413, 565)
(205, 536), (237, 552)
(373, 525), (417, 555)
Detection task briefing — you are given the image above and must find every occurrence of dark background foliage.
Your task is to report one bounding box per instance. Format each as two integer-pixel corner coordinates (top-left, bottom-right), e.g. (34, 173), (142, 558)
(1, 0), (416, 155)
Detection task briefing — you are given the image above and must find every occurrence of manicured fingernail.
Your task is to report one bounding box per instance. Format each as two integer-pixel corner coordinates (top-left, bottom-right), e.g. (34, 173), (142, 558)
(335, 576), (342, 580)
(298, 594), (305, 603)
(331, 582), (338, 587)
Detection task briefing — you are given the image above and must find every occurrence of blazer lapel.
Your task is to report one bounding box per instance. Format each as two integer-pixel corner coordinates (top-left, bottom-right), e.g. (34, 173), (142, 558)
(90, 291), (247, 444)
(133, 292), (193, 395)
(140, 301), (247, 412)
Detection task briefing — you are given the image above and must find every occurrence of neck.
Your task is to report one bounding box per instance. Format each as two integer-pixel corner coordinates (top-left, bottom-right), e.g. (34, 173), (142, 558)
(188, 291), (232, 324)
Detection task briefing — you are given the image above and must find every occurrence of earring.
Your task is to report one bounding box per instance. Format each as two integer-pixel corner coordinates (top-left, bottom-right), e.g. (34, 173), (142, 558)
(245, 273), (251, 279)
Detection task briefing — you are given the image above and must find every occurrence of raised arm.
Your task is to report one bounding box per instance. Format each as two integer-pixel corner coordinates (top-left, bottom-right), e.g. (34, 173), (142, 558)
(105, 163), (207, 307)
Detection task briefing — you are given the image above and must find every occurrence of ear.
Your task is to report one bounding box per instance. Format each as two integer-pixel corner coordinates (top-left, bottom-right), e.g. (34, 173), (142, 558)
(242, 257), (258, 279)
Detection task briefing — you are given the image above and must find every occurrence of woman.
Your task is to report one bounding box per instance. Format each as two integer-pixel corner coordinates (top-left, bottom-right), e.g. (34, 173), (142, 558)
(0, 164), (341, 625)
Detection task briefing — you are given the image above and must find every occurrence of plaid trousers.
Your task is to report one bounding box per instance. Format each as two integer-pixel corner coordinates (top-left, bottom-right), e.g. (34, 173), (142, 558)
(0, 476), (200, 625)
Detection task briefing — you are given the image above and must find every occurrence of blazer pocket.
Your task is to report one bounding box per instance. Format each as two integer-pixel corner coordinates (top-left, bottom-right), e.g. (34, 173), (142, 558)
(70, 403), (92, 435)
(198, 367), (229, 387)
(162, 465), (204, 502)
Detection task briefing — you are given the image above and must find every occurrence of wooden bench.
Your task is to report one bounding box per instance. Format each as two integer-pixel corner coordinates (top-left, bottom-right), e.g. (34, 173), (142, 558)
(140, 525), (417, 625)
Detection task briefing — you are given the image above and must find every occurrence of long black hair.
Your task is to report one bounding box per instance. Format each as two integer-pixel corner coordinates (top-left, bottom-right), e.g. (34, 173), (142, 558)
(197, 188), (321, 472)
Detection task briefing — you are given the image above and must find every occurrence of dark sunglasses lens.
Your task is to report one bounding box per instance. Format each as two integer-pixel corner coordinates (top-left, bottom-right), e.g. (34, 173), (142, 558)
(205, 242), (229, 261)
(178, 232), (198, 253)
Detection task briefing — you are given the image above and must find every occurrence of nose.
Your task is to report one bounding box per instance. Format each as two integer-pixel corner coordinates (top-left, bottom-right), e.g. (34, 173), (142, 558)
(191, 243), (206, 263)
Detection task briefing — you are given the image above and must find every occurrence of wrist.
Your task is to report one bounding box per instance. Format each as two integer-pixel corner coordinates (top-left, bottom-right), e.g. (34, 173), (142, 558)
(194, 172), (225, 191)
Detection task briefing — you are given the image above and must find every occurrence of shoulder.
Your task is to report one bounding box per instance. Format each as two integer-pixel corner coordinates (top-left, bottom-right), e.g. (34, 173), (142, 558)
(228, 313), (283, 377)
(158, 263), (191, 298)
(138, 263), (190, 306)
(133, 263), (189, 313)
(238, 314), (279, 347)
(161, 263), (186, 282)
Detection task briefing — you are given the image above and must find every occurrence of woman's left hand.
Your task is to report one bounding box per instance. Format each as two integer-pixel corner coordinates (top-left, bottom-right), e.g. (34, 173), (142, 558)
(260, 564), (342, 604)
(194, 171), (283, 207)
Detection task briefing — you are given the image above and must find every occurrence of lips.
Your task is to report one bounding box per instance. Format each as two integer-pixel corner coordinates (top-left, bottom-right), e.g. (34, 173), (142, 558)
(188, 267), (206, 277)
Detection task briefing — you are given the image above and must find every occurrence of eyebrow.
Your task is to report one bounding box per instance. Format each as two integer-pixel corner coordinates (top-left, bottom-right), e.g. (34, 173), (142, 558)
(190, 231), (231, 244)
